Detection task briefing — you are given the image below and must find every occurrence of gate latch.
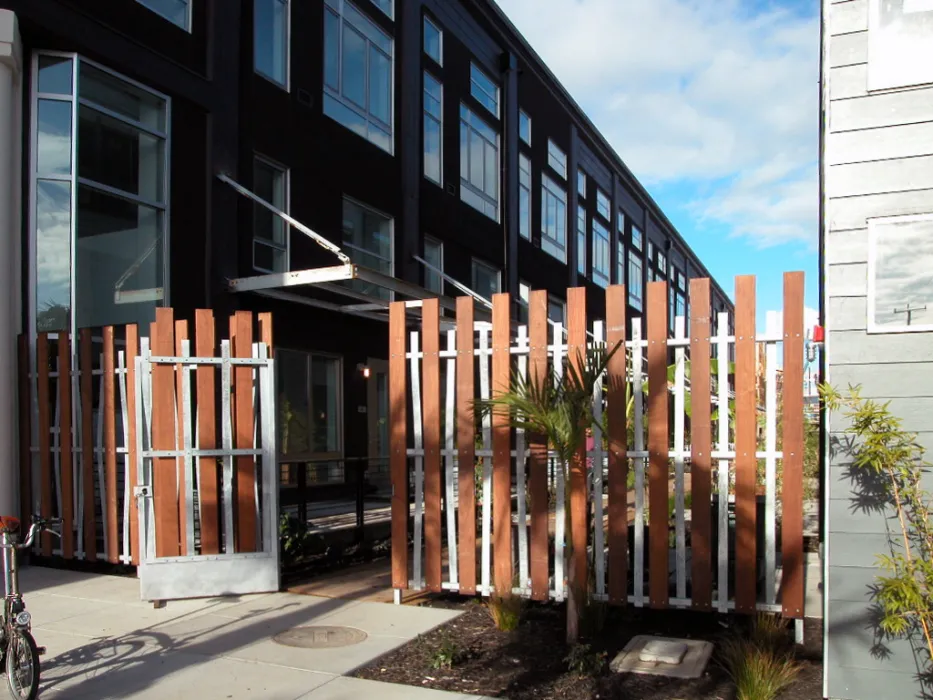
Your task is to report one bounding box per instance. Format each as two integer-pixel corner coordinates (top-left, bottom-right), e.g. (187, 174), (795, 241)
(134, 485), (152, 499)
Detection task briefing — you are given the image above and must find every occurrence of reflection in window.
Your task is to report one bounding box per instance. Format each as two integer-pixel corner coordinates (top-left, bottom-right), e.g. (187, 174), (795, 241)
(471, 258), (500, 301)
(423, 72), (442, 184)
(342, 198), (393, 300)
(278, 350), (342, 461)
(253, 157), (288, 273)
(541, 174), (567, 262)
(519, 110), (531, 145)
(869, 214), (933, 332)
(519, 154), (531, 240)
(632, 224), (643, 251)
(255, 0), (289, 87)
(548, 140), (567, 179)
(136, 0), (190, 30)
(470, 63), (499, 117)
(616, 239), (626, 287)
(423, 16), (442, 65)
(548, 296), (565, 327)
(629, 254), (643, 310)
(424, 236), (443, 294)
(596, 188), (611, 221)
(868, 0), (933, 91)
(578, 169), (586, 199)
(35, 181), (72, 332)
(576, 206), (587, 275)
(37, 55), (73, 95)
(460, 105), (499, 221)
(592, 218), (610, 288)
(518, 280), (530, 324)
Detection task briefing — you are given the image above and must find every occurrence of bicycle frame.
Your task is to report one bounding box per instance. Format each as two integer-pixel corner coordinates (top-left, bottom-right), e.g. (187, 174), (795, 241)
(1, 521), (59, 632)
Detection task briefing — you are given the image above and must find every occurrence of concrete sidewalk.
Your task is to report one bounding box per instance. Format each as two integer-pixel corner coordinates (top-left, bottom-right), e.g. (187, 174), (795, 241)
(20, 566), (488, 700)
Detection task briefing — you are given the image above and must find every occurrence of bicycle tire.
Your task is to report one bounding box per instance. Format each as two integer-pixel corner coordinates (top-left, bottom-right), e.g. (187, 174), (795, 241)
(5, 629), (40, 700)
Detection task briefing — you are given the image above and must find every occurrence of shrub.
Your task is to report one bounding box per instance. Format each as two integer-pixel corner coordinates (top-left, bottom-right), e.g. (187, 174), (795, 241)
(751, 613), (791, 653)
(718, 636), (798, 700)
(564, 643), (607, 676)
(486, 595), (523, 632)
(430, 633), (463, 670)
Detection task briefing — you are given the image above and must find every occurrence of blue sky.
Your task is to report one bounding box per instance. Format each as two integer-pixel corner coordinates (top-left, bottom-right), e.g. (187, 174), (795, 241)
(496, 0), (821, 332)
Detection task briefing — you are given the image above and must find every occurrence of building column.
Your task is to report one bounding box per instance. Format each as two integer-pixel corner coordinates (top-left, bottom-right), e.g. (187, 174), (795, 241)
(0, 10), (23, 517)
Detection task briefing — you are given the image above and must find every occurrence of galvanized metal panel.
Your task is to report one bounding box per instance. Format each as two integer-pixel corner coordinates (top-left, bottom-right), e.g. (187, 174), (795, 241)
(829, 533), (892, 568)
(478, 327), (493, 596)
(411, 331), (424, 589)
(827, 155), (933, 198)
(827, 498), (897, 535)
(716, 312), (731, 613)
(826, 664), (922, 700)
(444, 329), (459, 587)
(515, 325), (529, 590)
(829, 63), (867, 101)
(631, 320), (645, 607)
(828, 188), (933, 231)
(592, 320), (606, 599)
(672, 317), (687, 601)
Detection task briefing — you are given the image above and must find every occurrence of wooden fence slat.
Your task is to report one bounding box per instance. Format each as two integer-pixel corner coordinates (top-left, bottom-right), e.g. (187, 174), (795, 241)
(606, 285), (628, 605)
(735, 276), (757, 613)
(567, 288), (588, 610)
(647, 282), (669, 609)
(233, 311), (257, 553)
(389, 302), (408, 590)
(18, 336), (32, 524)
(126, 325), (140, 565)
(423, 299), (442, 592)
(79, 329), (96, 561)
(528, 291), (549, 601)
(456, 298), (477, 595)
(258, 311), (273, 355)
(196, 310), (220, 555)
(152, 309), (180, 558)
(37, 333), (52, 556)
(174, 320), (189, 556)
(103, 327), (119, 563)
(689, 279), (713, 611)
(782, 271), (806, 619)
(58, 335), (74, 559)
(492, 293), (513, 597)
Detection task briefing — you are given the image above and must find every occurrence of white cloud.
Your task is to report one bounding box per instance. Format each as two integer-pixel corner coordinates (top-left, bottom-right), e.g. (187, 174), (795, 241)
(496, 0), (819, 248)
(764, 307), (820, 336)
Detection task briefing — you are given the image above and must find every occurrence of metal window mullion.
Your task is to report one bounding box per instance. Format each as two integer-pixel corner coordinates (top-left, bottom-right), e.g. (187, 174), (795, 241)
(78, 177), (166, 211)
(77, 97), (168, 140)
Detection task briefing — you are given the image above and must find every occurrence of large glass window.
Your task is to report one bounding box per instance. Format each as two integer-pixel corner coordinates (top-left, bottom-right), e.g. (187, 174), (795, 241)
(341, 198), (393, 299)
(541, 174), (567, 262)
(460, 104), (499, 221)
(253, 157), (288, 273)
(137, 0), (191, 30)
(519, 154), (531, 240)
(369, 0), (394, 19)
(576, 206), (587, 275)
(577, 169), (586, 199)
(629, 254), (643, 310)
(323, 0), (394, 153)
(423, 72), (442, 185)
(470, 63), (499, 118)
(518, 280), (531, 324)
(868, 0), (933, 91)
(548, 140), (567, 179)
(519, 110), (531, 145)
(596, 188), (611, 221)
(423, 15), (443, 65)
(472, 258), (500, 301)
(632, 224), (643, 252)
(868, 214), (933, 332)
(278, 350), (342, 463)
(592, 218), (610, 288)
(424, 236), (443, 294)
(616, 239), (626, 287)
(255, 0), (289, 88)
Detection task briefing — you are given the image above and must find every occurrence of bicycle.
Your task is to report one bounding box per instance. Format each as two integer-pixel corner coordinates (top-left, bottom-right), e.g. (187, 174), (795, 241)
(0, 515), (61, 700)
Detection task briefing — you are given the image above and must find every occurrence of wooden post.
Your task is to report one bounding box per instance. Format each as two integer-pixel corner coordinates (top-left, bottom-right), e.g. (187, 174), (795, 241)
(103, 327), (119, 563)
(528, 290), (549, 601)
(567, 287), (588, 632)
(492, 293), (513, 597)
(606, 285), (628, 605)
(37, 334), (52, 557)
(456, 297), (477, 595)
(126, 325), (140, 565)
(196, 310), (220, 555)
(689, 279), (713, 611)
(152, 309), (180, 557)
(735, 276), (757, 613)
(233, 311), (256, 552)
(389, 302), (409, 590)
(174, 320), (189, 556)
(422, 299), (442, 592)
(647, 281), (669, 609)
(58, 334), (74, 559)
(79, 329), (96, 561)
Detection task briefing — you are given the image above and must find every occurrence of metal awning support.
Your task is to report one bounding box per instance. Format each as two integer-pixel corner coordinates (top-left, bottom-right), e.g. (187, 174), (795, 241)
(412, 255), (492, 310)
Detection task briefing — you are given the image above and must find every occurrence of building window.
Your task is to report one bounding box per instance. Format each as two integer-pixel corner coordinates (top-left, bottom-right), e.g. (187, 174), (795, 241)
(472, 258), (500, 301)
(323, 0), (394, 154)
(868, 0), (933, 91)
(253, 157), (289, 273)
(255, 0), (289, 87)
(137, 0), (191, 30)
(460, 104), (499, 221)
(676, 293), (686, 320)
(596, 188), (610, 221)
(341, 198), (393, 300)
(518, 280), (531, 324)
(616, 240), (626, 286)
(678, 271), (687, 292)
(592, 219), (610, 288)
(423, 15), (442, 65)
(519, 154), (532, 240)
(669, 285), (676, 328)
(628, 254), (643, 310)
(658, 250), (668, 278)
(519, 110), (531, 145)
(548, 295), (566, 327)
(577, 169), (586, 199)
(541, 174), (567, 262)
(576, 206), (587, 275)
(423, 72), (443, 185)
(632, 224), (643, 252)
(278, 350), (343, 467)
(868, 213), (933, 333)
(648, 241), (655, 264)
(424, 236), (443, 294)
(548, 140), (567, 179)
(470, 63), (499, 118)
(368, 0), (393, 19)
(32, 54), (170, 333)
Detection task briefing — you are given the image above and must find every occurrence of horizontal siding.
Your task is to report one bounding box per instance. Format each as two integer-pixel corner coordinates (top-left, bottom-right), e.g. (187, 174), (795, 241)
(828, 396), (933, 432)
(827, 498), (895, 535)
(827, 601), (922, 675)
(826, 154), (933, 198)
(827, 665), (922, 700)
(827, 122), (933, 165)
(617, 184), (645, 229)
(829, 63), (867, 101)
(828, 533), (891, 568)
(827, 565), (877, 603)
(825, 228), (867, 264)
(827, 188), (933, 230)
(830, 363), (933, 397)
(829, 0), (868, 36)
(826, 262), (867, 297)
(828, 296), (867, 330)
(828, 31), (867, 68)
(830, 86), (933, 132)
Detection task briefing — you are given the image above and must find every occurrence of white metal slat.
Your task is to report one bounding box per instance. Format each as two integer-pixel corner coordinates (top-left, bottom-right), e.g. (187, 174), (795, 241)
(632, 321), (646, 607)
(220, 340), (235, 556)
(674, 316), (687, 600)
(444, 329), (458, 587)
(411, 331), (425, 590)
(181, 340), (196, 556)
(96, 353), (108, 561)
(52, 367), (63, 530)
(552, 322), (565, 601)
(592, 321), (606, 598)
(258, 345), (278, 557)
(516, 325), (529, 590)
(479, 327), (493, 596)
(717, 312), (731, 613)
(140, 338), (156, 562)
(765, 338), (778, 605)
(118, 351), (132, 564)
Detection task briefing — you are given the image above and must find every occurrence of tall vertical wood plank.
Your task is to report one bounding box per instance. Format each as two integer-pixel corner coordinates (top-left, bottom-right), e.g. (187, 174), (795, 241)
(646, 282), (669, 609)
(152, 309), (180, 557)
(606, 285), (628, 604)
(103, 327), (119, 563)
(422, 299), (442, 592)
(79, 330), (96, 561)
(233, 311), (257, 553)
(567, 287), (588, 607)
(37, 334), (52, 556)
(174, 320), (189, 556)
(734, 276), (758, 613)
(258, 312), (273, 354)
(389, 302), (409, 590)
(782, 271), (806, 619)
(125, 325), (140, 565)
(455, 298), (477, 595)
(196, 311), (220, 555)
(689, 279), (713, 610)
(18, 336), (32, 524)
(57, 335), (74, 559)
(528, 291), (549, 601)
(492, 293), (513, 597)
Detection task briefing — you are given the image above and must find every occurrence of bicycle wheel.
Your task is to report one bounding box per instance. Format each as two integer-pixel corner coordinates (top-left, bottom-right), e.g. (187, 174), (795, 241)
(5, 629), (40, 700)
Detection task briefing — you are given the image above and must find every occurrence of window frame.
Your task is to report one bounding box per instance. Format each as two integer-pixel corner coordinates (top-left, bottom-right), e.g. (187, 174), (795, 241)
(628, 254), (643, 310)
(423, 235), (444, 295)
(518, 280), (531, 324)
(519, 110), (532, 145)
(423, 14), (443, 66)
(341, 196), (395, 300)
(631, 224), (643, 252)
(423, 71), (443, 185)
(254, 0), (290, 89)
(576, 205), (587, 275)
(471, 257), (501, 300)
(470, 62), (500, 118)
(252, 154), (291, 274)
(595, 188), (610, 221)
(368, 0), (394, 20)
(577, 169), (586, 199)
(867, 0), (933, 92)
(541, 173), (568, 263)
(547, 139), (567, 179)
(592, 217), (610, 288)
(276, 348), (345, 463)
(136, 0), (192, 32)
(518, 153), (532, 240)
(459, 103), (500, 222)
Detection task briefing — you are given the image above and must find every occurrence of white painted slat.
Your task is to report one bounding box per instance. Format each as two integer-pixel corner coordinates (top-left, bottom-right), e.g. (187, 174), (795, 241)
(552, 322), (565, 600)
(411, 331), (424, 590)
(181, 340), (196, 556)
(632, 321), (645, 607)
(220, 340), (235, 556)
(674, 316), (687, 600)
(444, 329), (458, 586)
(592, 320), (606, 598)
(479, 327), (493, 596)
(717, 312), (731, 613)
(118, 351), (132, 564)
(516, 325), (530, 589)
(52, 369), (63, 525)
(96, 353), (108, 561)
(765, 337), (778, 605)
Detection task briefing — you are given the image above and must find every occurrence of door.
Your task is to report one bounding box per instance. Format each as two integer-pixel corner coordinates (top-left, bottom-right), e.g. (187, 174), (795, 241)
(366, 359), (390, 511)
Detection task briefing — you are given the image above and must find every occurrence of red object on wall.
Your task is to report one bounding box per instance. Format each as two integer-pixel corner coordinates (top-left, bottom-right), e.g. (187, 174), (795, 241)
(812, 325), (824, 343)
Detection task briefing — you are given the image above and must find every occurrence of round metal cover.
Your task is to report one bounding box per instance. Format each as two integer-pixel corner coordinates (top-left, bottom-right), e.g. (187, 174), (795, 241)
(272, 626), (368, 649)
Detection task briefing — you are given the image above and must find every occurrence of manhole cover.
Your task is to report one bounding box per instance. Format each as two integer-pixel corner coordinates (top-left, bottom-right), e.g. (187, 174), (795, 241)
(272, 626), (368, 649)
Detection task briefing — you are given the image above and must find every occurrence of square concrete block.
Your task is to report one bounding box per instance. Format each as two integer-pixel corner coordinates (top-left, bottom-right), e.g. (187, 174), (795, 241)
(611, 635), (714, 679)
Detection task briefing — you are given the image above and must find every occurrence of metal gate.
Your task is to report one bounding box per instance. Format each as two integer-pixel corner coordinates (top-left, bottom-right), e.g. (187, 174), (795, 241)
(134, 309), (279, 601)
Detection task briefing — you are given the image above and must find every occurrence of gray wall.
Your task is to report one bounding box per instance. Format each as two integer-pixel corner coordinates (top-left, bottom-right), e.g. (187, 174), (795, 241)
(823, 1), (933, 698)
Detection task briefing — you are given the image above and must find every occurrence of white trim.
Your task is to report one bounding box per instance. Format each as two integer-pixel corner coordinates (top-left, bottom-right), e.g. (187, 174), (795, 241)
(254, 0), (291, 91)
(423, 71), (443, 186)
(423, 14), (443, 66)
(423, 235), (444, 295)
(252, 153), (291, 274)
(136, 0), (192, 33)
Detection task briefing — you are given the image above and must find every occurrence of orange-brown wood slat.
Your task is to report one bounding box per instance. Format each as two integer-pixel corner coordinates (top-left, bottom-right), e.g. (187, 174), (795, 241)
(233, 311), (257, 553)
(606, 285), (628, 604)
(389, 302), (409, 590)
(125, 325), (140, 565)
(152, 309), (180, 557)
(58, 334), (74, 559)
(79, 329), (96, 561)
(258, 312), (273, 355)
(456, 298), (477, 595)
(422, 299), (442, 592)
(646, 282), (670, 609)
(492, 293), (513, 597)
(174, 320), (189, 556)
(528, 291), (549, 601)
(689, 279), (713, 611)
(734, 276), (757, 613)
(567, 288), (589, 608)
(103, 327), (119, 563)
(196, 310), (220, 555)
(782, 271), (806, 619)
(18, 336), (32, 524)
(37, 333), (52, 556)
